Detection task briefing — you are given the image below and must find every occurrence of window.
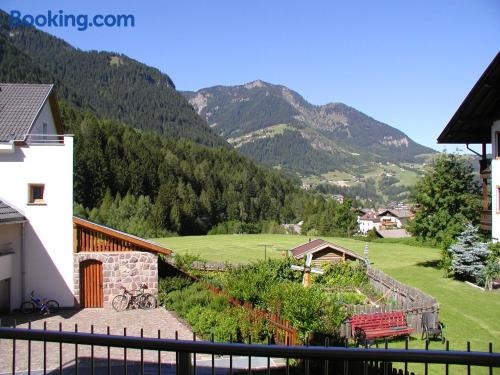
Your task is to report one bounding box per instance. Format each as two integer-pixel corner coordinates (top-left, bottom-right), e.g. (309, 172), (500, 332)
(28, 184), (45, 204)
(497, 186), (500, 213)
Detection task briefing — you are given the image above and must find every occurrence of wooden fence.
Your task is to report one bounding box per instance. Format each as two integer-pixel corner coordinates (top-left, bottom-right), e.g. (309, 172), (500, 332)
(341, 267), (439, 337)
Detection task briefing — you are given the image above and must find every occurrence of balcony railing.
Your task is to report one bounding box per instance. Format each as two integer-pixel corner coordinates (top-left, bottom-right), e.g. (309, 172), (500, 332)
(25, 134), (64, 144)
(480, 210), (492, 231)
(0, 326), (499, 375)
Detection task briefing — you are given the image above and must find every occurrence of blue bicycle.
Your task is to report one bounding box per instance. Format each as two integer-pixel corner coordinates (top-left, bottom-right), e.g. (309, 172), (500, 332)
(21, 291), (59, 315)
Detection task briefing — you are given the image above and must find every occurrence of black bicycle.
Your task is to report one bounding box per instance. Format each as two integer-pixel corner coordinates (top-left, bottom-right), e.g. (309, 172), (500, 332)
(112, 284), (157, 311)
(21, 291), (59, 315)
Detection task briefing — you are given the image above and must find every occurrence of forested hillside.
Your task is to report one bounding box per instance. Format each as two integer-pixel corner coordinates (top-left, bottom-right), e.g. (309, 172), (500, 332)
(64, 105), (358, 237)
(61, 105), (302, 235)
(0, 11), (225, 147)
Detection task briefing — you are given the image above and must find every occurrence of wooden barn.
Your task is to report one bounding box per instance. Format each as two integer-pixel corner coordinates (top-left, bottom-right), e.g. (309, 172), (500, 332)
(290, 239), (364, 267)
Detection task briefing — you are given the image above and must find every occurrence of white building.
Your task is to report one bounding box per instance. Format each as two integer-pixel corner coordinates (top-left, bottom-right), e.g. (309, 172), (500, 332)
(438, 52), (499, 240)
(377, 209), (413, 229)
(0, 84), (74, 311)
(0, 84), (172, 313)
(358, 211), (380, 234)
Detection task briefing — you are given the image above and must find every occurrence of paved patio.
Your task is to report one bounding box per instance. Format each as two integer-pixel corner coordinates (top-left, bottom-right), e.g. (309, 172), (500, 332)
(0, 308), (285, 374)
(0, 307), (196, 373)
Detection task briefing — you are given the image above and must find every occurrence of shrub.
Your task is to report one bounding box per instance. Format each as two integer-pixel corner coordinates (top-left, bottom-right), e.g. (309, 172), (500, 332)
(221, 258), (300, 307)
(158, 276), (193, 296)
(488, 242), (500, 262)
(315, 261), (367, 288)
(477, 260), (500, 290)
(158, 277), (270, 342)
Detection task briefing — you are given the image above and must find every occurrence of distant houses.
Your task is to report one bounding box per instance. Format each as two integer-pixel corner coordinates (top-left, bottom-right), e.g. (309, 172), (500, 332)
(357, 207), (414, 236)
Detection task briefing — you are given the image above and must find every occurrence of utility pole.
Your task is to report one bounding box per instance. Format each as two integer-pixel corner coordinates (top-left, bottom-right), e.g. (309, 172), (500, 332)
(258, 244), (272, 260)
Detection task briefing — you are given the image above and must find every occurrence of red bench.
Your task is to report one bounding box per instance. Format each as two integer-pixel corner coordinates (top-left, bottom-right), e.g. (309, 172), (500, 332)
(350, 311), (415, 345)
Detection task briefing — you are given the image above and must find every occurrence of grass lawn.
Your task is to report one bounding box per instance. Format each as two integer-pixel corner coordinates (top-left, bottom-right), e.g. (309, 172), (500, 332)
(155, 234), (500, 374)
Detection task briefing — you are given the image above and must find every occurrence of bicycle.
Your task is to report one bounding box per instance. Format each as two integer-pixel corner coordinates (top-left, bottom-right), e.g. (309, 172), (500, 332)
(112, 284), (157, 312)
(21, 291), (59, 315)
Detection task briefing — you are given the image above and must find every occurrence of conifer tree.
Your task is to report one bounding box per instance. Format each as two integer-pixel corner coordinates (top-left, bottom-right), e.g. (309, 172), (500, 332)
(448, 223), (489, 281)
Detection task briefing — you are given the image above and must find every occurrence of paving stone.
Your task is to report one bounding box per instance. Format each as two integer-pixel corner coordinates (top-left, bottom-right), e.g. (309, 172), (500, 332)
(0, 307), (197, 373)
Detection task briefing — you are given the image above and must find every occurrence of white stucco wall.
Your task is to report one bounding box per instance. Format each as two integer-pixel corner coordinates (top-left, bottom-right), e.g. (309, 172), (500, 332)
(358, 220), (381, 234)
(30, 101), (58, 136)
(0, 136), (74, 306)
(491, 120), (500, 240)
(0, 223), (22, 310)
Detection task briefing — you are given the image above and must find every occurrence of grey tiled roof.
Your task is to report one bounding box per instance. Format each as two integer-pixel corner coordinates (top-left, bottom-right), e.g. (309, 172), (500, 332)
(376, 229), (411, 238)
(0, 83), (53, 142)
(0, 199), (26, 223)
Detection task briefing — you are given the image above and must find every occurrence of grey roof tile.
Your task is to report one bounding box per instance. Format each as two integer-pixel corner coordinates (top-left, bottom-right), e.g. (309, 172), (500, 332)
(0, 199), (26, 223)
(0, 83), (53, 142)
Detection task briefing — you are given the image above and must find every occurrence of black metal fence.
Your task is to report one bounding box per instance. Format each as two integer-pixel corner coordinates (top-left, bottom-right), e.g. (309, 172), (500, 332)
(0, 326), (499, 375)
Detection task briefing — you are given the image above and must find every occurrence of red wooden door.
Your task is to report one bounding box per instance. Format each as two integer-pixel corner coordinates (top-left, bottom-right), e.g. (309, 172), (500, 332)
(80, 260), (103, 308)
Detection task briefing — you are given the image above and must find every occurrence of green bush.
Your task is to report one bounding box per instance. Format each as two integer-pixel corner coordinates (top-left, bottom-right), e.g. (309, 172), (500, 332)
(158, 276), (193, 296)
(488, 242), (500, 262)
(158, 278), (269, 342)
(221, 258), (300, 307)
(315, 261), (367, 288)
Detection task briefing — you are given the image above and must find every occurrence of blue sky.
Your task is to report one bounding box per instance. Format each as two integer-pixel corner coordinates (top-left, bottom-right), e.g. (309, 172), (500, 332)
(2, 0), (499, 151)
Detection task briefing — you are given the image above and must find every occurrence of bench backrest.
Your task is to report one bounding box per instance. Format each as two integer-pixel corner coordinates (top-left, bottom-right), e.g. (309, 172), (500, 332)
(350, 311), (408, 332)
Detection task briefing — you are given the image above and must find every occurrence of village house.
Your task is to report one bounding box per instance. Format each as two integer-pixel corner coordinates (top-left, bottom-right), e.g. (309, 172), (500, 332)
(0, 83), (171, 312)
(437, 52), (500, 239)
(358, 208), (414, 234)
(290, 238), (364, 267)
(358, 211), (380, 234)
(377, 209), (414, 229)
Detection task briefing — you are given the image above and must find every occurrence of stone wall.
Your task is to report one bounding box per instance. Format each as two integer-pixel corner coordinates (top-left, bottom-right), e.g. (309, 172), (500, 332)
(74, 252), (158, 308)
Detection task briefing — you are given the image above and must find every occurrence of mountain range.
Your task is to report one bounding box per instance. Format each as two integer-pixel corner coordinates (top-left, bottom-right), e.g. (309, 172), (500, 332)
(183, 81), (435, 176)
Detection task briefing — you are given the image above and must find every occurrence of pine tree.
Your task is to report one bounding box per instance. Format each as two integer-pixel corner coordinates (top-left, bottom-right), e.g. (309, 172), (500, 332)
(448, 223), (489, 281)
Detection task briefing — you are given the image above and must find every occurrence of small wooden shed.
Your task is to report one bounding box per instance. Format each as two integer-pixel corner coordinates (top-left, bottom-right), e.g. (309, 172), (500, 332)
(290, 239), (364, 267)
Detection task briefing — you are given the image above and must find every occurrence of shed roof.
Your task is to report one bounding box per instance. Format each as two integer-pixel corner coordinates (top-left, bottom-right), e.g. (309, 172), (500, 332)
(0, 83), (63, 143)
(73, 217), (172, 255)
(438, 52), (500, 144)
(290, 239), (363, 261)
(0, 199), (26, 224)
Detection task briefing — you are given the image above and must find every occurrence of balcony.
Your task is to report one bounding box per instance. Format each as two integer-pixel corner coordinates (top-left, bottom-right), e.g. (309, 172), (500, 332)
(480, 210), (492, 231)
(25, 134), (65, 145)
(0, 326), (499, 374)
